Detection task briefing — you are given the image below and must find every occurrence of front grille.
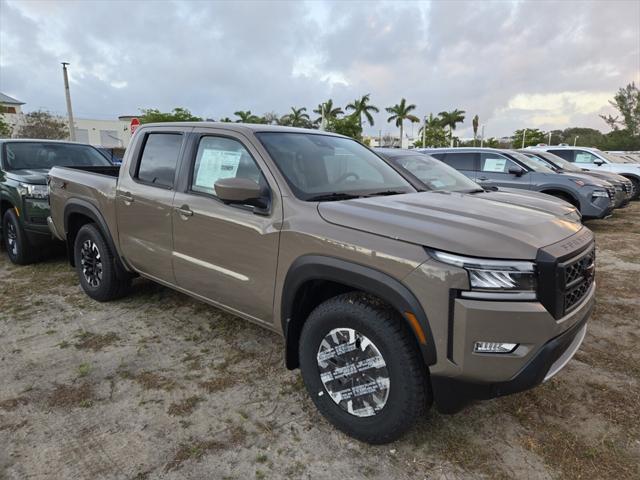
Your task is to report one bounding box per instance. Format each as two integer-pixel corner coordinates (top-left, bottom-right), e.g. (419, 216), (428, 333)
(605, 186), (616, 206)
(562, 247), (595, 313)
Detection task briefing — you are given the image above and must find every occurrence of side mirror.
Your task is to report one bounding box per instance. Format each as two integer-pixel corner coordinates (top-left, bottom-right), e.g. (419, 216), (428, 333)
(508, 166), (525, 177)
(215, 177), (264, 207)
(593, 159), (605, 166)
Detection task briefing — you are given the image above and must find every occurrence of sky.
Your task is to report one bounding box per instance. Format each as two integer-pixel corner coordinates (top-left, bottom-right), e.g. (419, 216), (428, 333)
(1, 0), (639, 139)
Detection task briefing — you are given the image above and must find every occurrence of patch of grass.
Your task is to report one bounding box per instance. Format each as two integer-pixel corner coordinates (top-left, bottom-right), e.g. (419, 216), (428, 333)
(121, 370), (176, 391)
(167, 396), (203, 417)
(182, 352), (203, 371)
(255, 470), (266, 479)
(47, 383), (94, 409)
(198, 376), (235, 393)
(77, 363), (91, 377)
(255, 454), (268, 464)
(75, 331), (119, 351)
(58, 340), (70, 349)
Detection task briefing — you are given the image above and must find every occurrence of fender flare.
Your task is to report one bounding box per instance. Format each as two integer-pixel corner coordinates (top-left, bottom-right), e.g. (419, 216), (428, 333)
(537, 187), (580, 206)
(63, 199), (126, 269)
(281, 255), (437, 367)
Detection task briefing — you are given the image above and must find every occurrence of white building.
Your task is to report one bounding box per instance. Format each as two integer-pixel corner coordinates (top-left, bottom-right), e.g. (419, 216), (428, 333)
(1, 91), (136, 147)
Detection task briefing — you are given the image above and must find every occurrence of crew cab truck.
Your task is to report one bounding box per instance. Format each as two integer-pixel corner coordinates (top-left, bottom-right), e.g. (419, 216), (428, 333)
(48, 123), (595, 443)
(0, 139), (114, 264)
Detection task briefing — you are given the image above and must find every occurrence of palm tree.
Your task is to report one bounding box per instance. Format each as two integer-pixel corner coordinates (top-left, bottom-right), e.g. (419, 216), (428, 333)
(262, 111), (280, 125)
(234, 110), (262, 123)
(313, 99), (344, 127)
(280, 107), (310, 128)
(418, 113), (446, 147)
(438, 109), (466, 146)
(472, 114), (479, 146)
(218, 117), (233, 123)
(386, 98), (420, 146)
(346, 94), (379, 128)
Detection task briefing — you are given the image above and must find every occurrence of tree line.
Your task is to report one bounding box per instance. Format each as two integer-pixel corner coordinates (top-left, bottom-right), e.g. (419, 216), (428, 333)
(2, 82), (638, 151)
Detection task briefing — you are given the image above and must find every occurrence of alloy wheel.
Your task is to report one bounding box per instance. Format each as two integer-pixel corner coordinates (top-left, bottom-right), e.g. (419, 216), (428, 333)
(6, 221), (18, 257)
(80, 239), (103, 287)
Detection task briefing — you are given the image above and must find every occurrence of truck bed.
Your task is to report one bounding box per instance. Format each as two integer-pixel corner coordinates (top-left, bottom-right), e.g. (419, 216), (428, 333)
(48, 166), (120, 242)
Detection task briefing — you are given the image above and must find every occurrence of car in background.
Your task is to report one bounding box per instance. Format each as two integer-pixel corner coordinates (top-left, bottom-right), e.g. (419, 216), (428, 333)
(96, 147), (124, 165)
(418, 148), (615, 220)
(374, 148), (581, 223)
(0, 139), (114, 264)
(520, 150), (633, 207)
(532, 146), (640, 197)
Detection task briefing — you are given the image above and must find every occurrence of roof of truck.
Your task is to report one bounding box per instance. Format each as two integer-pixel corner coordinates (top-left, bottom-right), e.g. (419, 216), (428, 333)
(138, 122), (345, 136)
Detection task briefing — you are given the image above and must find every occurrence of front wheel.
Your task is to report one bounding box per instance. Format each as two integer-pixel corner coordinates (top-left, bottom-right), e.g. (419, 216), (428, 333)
(299, 293), (430, 444)
(2, 209), (35, 265)
(73, 223), (130, 302)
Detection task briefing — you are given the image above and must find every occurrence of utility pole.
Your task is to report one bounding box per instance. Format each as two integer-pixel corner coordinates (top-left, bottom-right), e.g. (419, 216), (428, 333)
(548, 131), (552, 145)
(62, 62), (76, 141)
(574, 135), (579, 146)
(521, 128), (527, 149)
(480, 125), (485, 148)
(378, 129), (382, 147)
(422, 116), (426, 147)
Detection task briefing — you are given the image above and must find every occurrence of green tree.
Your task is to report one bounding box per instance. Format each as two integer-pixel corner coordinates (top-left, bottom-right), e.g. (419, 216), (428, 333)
(16, 110), (68, 139)
(280, 107), (311, 128)
(0, 114), (11, 138)
(560, 127), (605, 147)
(346, 94), (379, 128)
(313, 99), (343, 127)
(472, 114), (479, 146)
(512, 128), (546, 148)
(325, 115), (362, 140)
(234, 110), (263, 123)
(600, 82), (640, 136)
(415, 114), (447, 147)
(262, 112), (280, 125)
(140, 107), (202, 123)
(218, 117), (234, 123)
(386, 98), (419, 146)
(438, 109), (466, 146)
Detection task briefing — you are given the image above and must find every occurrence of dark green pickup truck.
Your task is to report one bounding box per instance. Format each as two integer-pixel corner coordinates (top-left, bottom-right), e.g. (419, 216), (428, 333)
(0, 139), (112, 264)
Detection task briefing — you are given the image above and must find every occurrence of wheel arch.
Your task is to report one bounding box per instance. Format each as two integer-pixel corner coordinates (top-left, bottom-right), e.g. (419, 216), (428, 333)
(538, 188), (580, 207)
(63, 199), (124, 269)
(281, 255), (437, 370)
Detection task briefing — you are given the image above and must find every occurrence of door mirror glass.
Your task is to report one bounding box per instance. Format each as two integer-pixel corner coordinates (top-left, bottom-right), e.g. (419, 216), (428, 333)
(215, 177), (263, 206)
(593, 159), (605, 166)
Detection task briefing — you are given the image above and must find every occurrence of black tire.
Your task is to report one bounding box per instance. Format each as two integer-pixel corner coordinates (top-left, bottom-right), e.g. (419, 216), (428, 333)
(547, 192), (579, 208)
(2, 209), (35, 265)
(298, 292), (430, 444)
(626, 177), (640, 200)
(73, 223), (130, 302)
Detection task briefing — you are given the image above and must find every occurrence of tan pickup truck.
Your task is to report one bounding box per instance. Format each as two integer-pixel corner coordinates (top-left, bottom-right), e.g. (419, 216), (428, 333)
(48, 123), (595, 443)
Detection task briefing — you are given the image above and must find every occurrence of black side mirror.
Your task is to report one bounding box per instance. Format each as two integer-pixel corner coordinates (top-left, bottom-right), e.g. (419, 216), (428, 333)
(593, 159), (604, 166)
(508, 166), (525, 177)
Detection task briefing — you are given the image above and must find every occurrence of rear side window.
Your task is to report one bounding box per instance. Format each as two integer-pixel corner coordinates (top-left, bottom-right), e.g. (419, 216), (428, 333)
(440, 152), (476, 170)
(548, 150), (574, 162)
(191, 136), (263, 196)
(137, 133), (182, 188)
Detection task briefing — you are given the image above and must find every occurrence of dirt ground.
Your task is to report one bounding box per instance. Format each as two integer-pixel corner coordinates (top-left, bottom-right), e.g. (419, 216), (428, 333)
(1, 203), (639, 480)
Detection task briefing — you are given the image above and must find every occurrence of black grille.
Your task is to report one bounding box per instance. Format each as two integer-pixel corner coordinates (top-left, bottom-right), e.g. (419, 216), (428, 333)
(605, 186), (616, 207)
(562, 247), (595, 312)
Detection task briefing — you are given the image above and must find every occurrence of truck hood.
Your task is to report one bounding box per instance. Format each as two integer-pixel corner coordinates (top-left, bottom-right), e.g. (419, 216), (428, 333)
(318, 191), (583, 260)
(476, 188), (578, 219)
(6, 169), (49, 185)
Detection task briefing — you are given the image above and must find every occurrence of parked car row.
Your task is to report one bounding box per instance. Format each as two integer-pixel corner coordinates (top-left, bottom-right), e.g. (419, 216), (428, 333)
(2, 125), (603, 444)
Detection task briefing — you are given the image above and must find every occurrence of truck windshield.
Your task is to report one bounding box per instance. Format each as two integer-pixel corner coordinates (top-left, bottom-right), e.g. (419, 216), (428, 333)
(256, 132), (414, 201)
(385, 154), (480, 192)
(536, 151), (582, 172)
(509, 151), (555, 173)
(3, 142), (111, 171)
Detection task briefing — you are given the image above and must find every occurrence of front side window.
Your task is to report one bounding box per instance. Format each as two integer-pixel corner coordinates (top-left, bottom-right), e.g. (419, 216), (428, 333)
(191, 136), (264, 196)
(137, 133), (182, 188)
(480, 153), (518, 173)
(3, 142), (111, 171)
(256, 132), (413, 200)
(574, 150), (601, 164)
(391, 155), (479, 192)
(508, 151), (554, 172)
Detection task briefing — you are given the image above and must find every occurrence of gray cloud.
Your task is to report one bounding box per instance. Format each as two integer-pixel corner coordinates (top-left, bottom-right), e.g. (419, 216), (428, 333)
(1, 0), (638, 138)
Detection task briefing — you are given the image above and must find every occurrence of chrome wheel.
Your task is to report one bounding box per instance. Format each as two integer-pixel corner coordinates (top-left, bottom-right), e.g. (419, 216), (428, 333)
(6, 221), (18, 257)
(80, 240), (102, 287)
(317, 328), (390, 417)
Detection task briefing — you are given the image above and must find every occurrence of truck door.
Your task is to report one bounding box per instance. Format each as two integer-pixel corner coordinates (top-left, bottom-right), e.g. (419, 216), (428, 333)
(477, 152), (532, 190)
(116, 129), (187, 283)
(171, 129), (282, 323)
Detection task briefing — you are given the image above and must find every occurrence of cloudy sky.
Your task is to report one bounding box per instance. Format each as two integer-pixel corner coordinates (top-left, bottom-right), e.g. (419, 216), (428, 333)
(1, 0), (639, 138)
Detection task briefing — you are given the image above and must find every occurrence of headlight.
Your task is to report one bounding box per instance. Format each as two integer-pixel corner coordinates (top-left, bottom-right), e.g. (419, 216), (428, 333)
(427, 249), (537, 300)
(17, 183), (49, 199)
(591, 190), (609, 198)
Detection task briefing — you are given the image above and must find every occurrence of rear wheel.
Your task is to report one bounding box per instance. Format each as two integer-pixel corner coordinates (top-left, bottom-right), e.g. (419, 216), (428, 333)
(73, 223), (130, 301)
(2, 209), (35, 265)
(299, 293), (429, 444)
(626, 177), (640, 200)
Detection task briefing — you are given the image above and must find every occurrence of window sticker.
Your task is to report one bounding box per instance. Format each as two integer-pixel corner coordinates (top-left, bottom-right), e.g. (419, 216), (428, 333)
(194, 149), (241, 190)
(575, 152), (593, 163)
(483, 157), (507, 172)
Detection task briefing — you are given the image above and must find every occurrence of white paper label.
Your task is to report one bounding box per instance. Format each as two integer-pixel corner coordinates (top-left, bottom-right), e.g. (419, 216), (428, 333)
(483, 157), (507, 172)
(194, 149), (241, 190)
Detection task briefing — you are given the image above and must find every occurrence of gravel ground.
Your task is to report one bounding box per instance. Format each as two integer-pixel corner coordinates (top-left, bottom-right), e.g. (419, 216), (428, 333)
(1, 202), (639, 480)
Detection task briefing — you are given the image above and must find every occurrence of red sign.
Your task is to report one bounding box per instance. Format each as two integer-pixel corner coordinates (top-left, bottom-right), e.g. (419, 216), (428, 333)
(130, 118), (140, 134)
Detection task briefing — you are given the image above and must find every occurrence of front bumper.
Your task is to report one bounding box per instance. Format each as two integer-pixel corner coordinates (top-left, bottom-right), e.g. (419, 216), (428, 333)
(580, 193), (614, 219)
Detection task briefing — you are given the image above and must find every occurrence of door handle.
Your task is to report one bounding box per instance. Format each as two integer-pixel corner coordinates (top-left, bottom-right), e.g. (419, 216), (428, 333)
(119, 192), (134, 204)
(478, 176), (489, 181)
(176, 206), (193, 218)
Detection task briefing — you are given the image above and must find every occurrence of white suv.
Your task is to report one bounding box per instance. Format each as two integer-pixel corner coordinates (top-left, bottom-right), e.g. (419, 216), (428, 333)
(531, 146), (640, 199)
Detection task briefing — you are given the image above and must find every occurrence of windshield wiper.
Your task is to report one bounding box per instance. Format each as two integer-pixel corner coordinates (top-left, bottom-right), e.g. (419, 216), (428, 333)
(307, 192), (362, 202)
(364, 190), (406, 197)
